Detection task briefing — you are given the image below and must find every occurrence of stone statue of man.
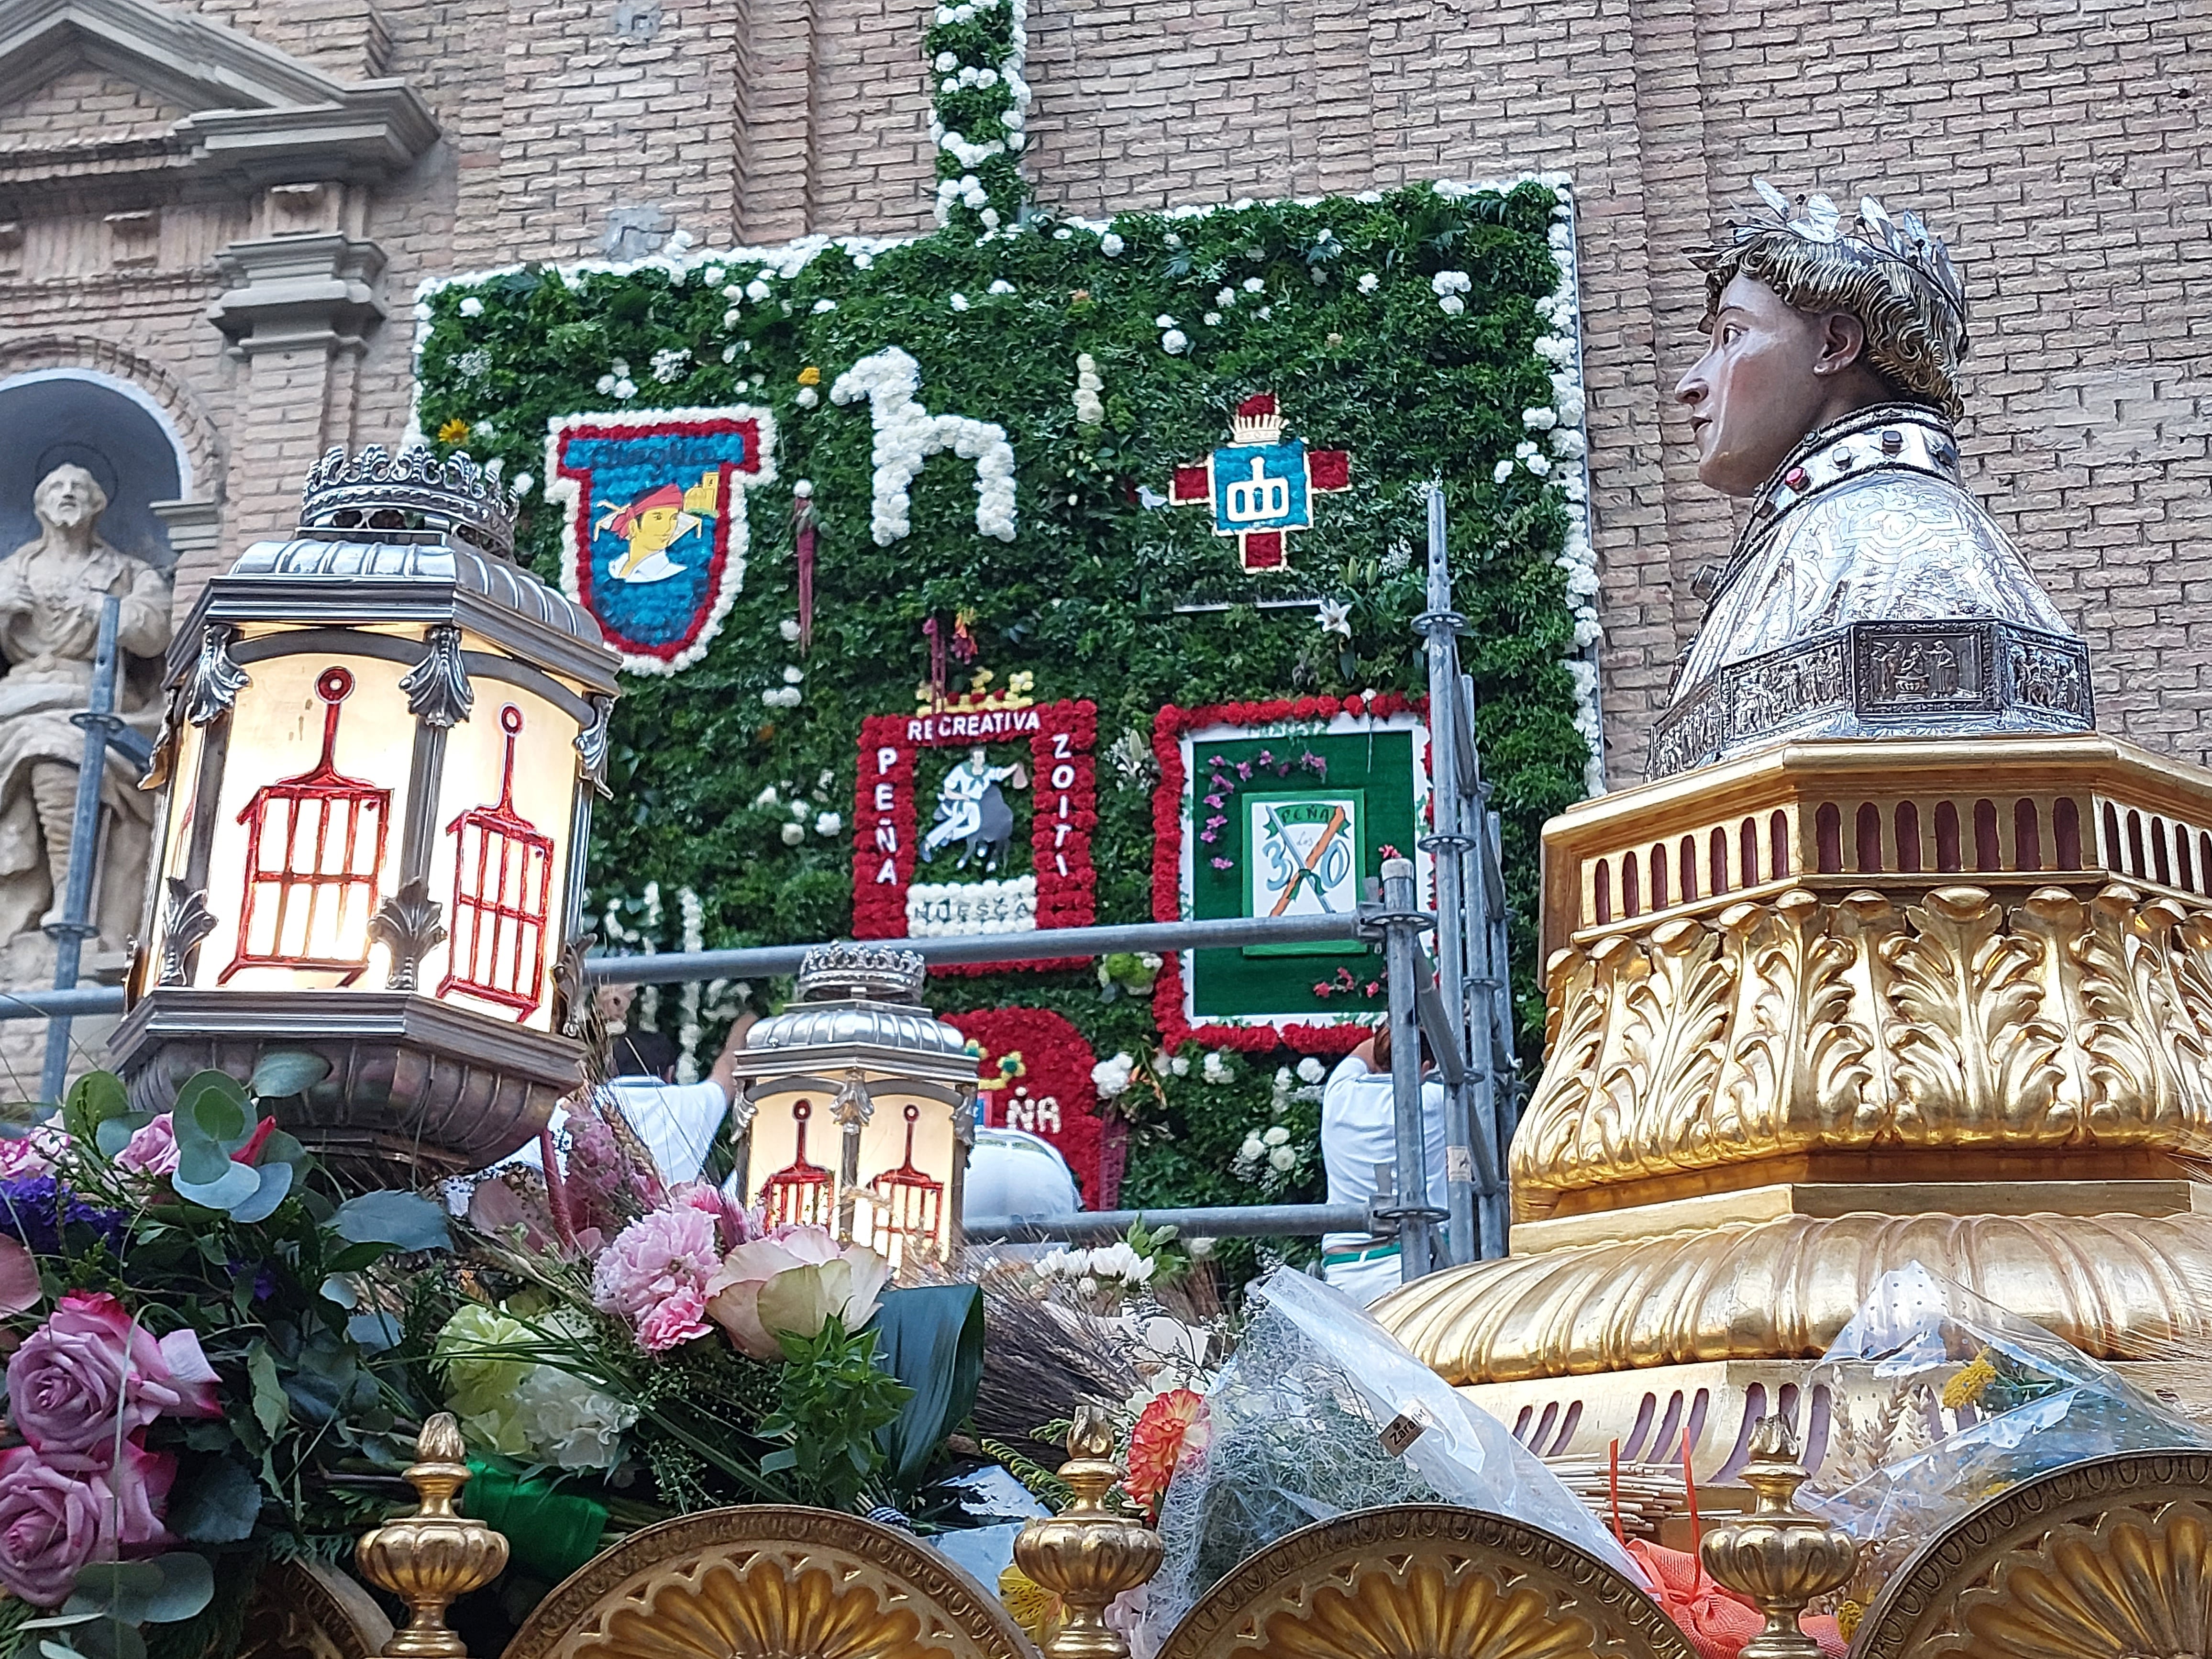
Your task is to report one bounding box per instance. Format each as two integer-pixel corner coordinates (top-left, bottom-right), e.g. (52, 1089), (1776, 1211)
(1653, 184), (2086, 776)
(0, 465), (171, 949)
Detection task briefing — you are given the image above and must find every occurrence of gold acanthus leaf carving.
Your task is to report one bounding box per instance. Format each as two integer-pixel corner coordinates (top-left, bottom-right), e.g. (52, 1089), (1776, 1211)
(1880, 886), (2067, 1142)
(1586, 917), (1734, 1182)
(1715, 890), (1875, 1157)
(1517, 944), (1609, 1187)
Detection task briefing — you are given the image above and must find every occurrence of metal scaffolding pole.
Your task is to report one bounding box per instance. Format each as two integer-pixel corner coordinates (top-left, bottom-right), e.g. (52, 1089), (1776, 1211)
(40, 597), (120, 1106)
(1377, 856), (1444, 1280)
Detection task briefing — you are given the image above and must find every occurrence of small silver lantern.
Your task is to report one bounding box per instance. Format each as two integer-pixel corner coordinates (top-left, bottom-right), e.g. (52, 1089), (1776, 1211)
(731, 943), (978, 1271)
(112, 446), (620, 1180)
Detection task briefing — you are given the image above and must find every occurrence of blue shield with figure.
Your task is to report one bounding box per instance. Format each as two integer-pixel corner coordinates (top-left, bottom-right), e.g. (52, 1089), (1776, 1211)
(546, 408), (778, 674)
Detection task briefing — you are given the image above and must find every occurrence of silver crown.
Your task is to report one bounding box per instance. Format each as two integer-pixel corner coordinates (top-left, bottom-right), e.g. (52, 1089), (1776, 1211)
(796, 941), (928, 1004)
(299, 445), (519, 560)
(1716, 179), (1968, 331)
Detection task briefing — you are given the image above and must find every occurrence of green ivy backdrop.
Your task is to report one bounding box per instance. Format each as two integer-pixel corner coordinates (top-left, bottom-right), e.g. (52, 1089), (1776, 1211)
(415, 178), (1594, 1237)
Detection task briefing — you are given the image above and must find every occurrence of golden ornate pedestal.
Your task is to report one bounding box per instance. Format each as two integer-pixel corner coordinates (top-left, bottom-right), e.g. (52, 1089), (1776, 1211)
(1374, 733), (2212, 1471)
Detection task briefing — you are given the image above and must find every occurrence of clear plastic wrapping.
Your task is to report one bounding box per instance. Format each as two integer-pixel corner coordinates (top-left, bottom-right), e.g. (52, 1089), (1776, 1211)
(1810, 1263), (2212, 1607)
(1140, 1268), (1644, 1642)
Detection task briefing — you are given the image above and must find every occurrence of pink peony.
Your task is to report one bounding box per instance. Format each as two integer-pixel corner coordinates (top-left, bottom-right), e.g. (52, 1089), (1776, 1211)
(7, 1294), (221, 1460)
(634, 1284), (712, 1352)
(0, 1445), (111, 1605)
(706, 1226), (890, 1361)
(115, 1115), (180, 1177)
(590, 1206), (722, 1348)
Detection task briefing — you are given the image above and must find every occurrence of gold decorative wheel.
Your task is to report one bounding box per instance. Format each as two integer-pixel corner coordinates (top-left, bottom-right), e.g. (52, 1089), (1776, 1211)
(1153, 1504), (1693, 1659)
(503, 1505), (1039, 1659)
(238, 1559), (393, 1659)
(1852, 1451), (2212, 1657)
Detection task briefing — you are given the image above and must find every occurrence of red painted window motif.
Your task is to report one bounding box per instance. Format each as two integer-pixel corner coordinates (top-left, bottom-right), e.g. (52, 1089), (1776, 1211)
(438, 704), (554, 1016)
(865, 1103), (945, 1262)
(761, 1099), (833, 1228)
(223, 666), (390, 983)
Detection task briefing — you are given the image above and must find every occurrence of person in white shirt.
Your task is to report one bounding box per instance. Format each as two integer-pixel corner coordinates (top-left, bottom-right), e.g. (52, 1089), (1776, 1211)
(1318, 1022), (1449, 1305)
(452, 1010), (754, 1211)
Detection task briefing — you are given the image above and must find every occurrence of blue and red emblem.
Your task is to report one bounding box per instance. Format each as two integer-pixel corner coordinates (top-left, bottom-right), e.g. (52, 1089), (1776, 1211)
(545, 406), (778, 675)
(1168, 393), (1349, 571)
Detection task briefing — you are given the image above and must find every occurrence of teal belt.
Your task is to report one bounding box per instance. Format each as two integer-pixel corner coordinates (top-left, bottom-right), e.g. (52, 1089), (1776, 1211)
(1321, 1241), (1402, 1268)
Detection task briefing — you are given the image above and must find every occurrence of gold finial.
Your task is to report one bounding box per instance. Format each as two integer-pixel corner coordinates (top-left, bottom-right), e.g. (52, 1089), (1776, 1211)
(1699, 1415), (1858, 1659)
(356, 1414), (511, 1658)
(1012, 1406), (1165, 1659)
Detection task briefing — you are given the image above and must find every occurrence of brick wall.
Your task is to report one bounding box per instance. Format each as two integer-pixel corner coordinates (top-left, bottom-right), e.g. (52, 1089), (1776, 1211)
(3, 0), (2205, 780)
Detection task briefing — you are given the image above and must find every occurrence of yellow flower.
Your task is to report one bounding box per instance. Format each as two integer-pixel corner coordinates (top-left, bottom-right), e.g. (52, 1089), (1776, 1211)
(996, 1563), (1060, 1641)
(436, 417), (470, 445)
(797, 365), (822, 386)
(1940, 1349), (1997, 1411)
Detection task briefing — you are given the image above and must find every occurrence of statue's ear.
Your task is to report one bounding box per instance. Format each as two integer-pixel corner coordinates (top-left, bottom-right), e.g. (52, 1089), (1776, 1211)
(1814, 310), (1870, 376)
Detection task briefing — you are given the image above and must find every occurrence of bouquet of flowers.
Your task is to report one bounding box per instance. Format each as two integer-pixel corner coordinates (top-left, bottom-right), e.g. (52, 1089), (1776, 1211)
(0, 1059), (456, 1659)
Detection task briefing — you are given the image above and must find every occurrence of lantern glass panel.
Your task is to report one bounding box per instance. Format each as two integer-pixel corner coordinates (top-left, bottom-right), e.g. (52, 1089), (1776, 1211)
(199, 653), (415, 991)
(424, 678), (578, 1028)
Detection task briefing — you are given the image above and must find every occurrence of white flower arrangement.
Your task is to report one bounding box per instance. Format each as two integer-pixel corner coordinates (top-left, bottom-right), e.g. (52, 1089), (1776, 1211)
(676, 886), (705, 1082)
(905, 875), (1037, 935)
(1073, 353), (1105, 426)
(1092, 1051), (1137, 1098)
(830, 345), (1017, 544)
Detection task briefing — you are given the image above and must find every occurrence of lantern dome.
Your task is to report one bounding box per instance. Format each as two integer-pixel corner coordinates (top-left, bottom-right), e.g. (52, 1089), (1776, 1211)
(112, 445), (620, 1183)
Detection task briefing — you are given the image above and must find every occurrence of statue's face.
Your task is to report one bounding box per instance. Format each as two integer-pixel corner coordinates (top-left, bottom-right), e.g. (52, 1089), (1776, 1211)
(34, 466), (102, 531)
(1675, 275), (1853, 496)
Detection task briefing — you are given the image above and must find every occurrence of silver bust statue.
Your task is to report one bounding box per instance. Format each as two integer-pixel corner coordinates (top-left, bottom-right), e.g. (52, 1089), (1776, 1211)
(1650, 185), (2090, 778)
(0, 465), (172, 946)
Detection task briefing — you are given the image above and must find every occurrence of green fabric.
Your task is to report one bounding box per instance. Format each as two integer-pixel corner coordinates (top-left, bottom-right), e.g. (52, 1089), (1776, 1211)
(465, 1462), (609, 1584)
(870, 1284), (985, 1492)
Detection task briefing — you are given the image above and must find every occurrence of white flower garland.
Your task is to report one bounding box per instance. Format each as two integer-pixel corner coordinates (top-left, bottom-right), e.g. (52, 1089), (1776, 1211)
(830, 346), (1017, 544)
(927, 0), (1029, 230)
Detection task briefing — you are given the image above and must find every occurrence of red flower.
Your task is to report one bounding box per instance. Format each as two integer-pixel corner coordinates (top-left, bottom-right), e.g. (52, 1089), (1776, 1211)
(1124, 1387), (1209, 1516)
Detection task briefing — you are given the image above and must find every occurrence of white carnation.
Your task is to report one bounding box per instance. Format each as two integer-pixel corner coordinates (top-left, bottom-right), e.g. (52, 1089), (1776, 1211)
(779, 821), (805, 845)
(1296, 1057), (1326, 1084)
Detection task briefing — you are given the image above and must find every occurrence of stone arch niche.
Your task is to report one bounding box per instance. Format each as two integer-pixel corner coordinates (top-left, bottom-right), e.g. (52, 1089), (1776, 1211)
(0, 368), (192, 568)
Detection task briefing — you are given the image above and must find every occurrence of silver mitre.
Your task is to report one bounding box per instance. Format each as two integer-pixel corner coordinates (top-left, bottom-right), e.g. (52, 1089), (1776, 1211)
(1650, 190), (2092, 779)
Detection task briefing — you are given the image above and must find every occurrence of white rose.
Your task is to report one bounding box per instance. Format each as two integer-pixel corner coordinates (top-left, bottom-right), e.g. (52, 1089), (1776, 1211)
(1242, 276), (1263, 293)
(796, 387), (819, 408)
(779, 619), (801, 641)
(1297, 1057), (1326, 1084)
(1161, 329), (1188, 354)
(1438, 294), (1465, 315)
(1357, 272), (1380, 294)
(1263, 1125), (1290, 1147)
(754, 784), (780, 807)
(779, 821), (804, 845)
(458, 296), (483, 318)
(782, 665), (804, 685)
(951, 293), (970, 311)
(1268, 1144), (1297, 1173)
(1240, 1134), (1264, 1161)
(1099, 232), (1124, 256)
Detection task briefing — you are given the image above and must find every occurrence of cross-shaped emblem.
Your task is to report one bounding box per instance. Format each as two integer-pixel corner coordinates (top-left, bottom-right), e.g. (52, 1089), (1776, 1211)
(1168, 394), (1350, 571)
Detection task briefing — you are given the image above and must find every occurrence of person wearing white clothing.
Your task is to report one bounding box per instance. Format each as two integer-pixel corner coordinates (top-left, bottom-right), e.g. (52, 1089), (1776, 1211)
(1318, 1023), (1449, 1306)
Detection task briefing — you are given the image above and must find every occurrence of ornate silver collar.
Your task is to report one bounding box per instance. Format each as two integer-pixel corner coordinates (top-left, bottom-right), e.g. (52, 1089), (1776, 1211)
(1703, 403), (1961, 606)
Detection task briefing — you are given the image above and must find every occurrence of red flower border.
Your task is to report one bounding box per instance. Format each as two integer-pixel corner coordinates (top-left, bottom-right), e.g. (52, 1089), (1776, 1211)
(944, 1007), (1109, 1208)
(1150, 692), (1421, 1054)
(852, 699), (1097, 972)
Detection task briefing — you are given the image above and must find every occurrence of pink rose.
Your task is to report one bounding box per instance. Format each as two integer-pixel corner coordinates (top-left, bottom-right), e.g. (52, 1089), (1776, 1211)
(98, 1443), (174, 1551)
(706, 1226), (890, 1361)
(0, 1445), (111, 1606)
(115, 1115), (179, 1177)
(7, 1294), (221, 1460)
(0, 1128), (66, 1181)
(634, 1284), (712, 1352)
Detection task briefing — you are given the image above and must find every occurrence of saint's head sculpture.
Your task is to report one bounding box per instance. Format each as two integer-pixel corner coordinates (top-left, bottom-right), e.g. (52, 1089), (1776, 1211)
(1651, 183), (2090, 778)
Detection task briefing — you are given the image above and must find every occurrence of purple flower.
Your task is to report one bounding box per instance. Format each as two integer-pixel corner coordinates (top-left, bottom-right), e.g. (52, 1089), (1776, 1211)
(1235, 763), (1252, 780)
(1211, 857), (1233, 870)
(1203, 794), (1223, 808)
(0, 1178), (125, 1257)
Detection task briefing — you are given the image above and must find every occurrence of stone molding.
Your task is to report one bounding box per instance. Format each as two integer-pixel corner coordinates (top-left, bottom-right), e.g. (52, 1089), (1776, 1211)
(207, 232), (386, 356)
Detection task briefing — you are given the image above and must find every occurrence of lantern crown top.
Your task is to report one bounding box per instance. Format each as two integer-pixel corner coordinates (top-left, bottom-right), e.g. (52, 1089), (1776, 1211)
(797, 942), (928, 1004)
(300, 445), (518, 561)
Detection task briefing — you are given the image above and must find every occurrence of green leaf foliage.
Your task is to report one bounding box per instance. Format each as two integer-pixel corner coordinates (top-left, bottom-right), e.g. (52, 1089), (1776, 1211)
(869, 1284), (984, 1491)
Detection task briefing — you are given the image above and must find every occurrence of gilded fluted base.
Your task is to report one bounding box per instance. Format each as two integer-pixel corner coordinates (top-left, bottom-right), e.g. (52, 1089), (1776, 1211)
(1373, 1208), (2212, 1385)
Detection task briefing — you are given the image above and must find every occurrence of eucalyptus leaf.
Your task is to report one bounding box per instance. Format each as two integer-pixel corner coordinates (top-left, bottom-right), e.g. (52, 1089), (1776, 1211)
(61, 1071), (128, 1142)
(226, 1161), (294, 1224)
(171, 1160), (258, 1212)
(92, 1113), (150, 1160)
(347, 1310), (402, 1351)
(249, 1050), (329, 1100)
(174, 1140), (231, 1187)
(332, 1190), (451, 1252)
(175, 1071), (247, 1148)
